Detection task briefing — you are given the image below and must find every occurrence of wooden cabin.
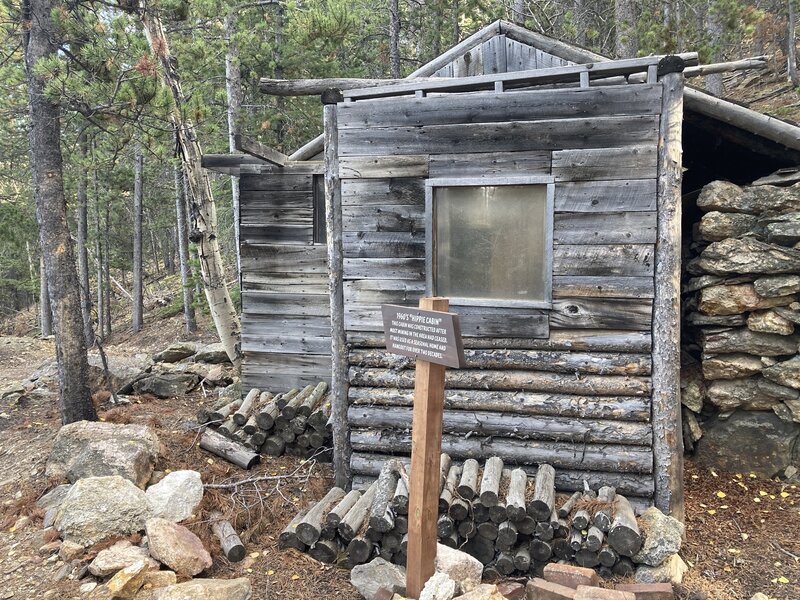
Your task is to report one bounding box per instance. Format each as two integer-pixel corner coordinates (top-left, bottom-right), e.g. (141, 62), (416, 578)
(203, 20), (800, 519)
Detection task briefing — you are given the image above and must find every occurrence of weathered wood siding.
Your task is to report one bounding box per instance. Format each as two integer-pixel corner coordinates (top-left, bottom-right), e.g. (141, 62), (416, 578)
(433, 35), (572, 77)
(337, 83), (662, 504)
(240, 170), (331, 392)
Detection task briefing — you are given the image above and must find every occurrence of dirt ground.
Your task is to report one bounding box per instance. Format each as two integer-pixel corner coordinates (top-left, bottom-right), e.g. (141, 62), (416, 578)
(0, 328), (798, 599)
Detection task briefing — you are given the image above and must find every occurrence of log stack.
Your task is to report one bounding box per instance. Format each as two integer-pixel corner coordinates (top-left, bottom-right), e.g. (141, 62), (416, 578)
(198, 382), (332, 462)
(682, 181), (800, 453)
(279, 456), (644, 578)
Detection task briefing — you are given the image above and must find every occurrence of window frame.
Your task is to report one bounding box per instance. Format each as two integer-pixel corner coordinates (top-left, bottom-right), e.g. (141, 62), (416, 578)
(425, 176), (555, 309)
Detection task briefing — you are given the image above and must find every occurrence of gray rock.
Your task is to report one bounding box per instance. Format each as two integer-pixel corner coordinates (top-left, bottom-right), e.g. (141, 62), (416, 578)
(696, 180), (747, 213)
(194, 343), (232, 364)
(693, 238), (800, 276)
(88, 540), (158, 577)
(774, 307), (800, 325)
(697, 211), (758, 242)
(420, 572), (456, 600)
(763, 357), (800, 390)
(706, 377), (799, 411)
(683, 409), (703, 443)
(754, 275), (800, 298)
(36, 484), (73, 512)
(635, 553), (687, 585)
(697, 181), (800, 215)
(680, 367), (705, 413)
(686, 312), (746, 327)
(748, 310), (795, 336)
(783, 399), (800, 423)
(151, 579), (252, 600)
(54, 476), (150, 546)
(700, 328), (799, 356)
(435, 543), (483, 595)
(145, 470), (203, 522)
(695, 410), (800, 476)
(454, 585), (505, 600)
(698, 283), (795, 316)
(351, 557), (406, 600)
(765, 213), (800, 246)
(133, 373), (200, 398)
(632, 507), (684, 567)
(153, 342), (197, 363)
(145, 518), (212, 577)
(701, 354), (763, 380)
(46, 421), (161, 488)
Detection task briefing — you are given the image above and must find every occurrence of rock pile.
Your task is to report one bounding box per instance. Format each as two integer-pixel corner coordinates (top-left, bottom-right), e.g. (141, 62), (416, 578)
(683, 181), (800, 476)
(280, 457), (685, 586)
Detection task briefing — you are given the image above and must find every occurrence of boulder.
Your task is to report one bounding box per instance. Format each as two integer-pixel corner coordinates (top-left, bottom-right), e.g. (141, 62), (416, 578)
(696, 180), (747, 213)
(706, 377), (799, 411)
(133, 373), (200, 398)
(754, 274), (800, 298)
(89, 540), (158, 577)
(700, 328), (799, 356)
(747, 310), (795, 335)
(454, 584), (506, 600)
(141, 570), (177, 589)
(151, 578), (252, 600)
(420, 572), (456, 600)
(765, 213), (800, 246)
(351, 557), (406, 600)
(153, 342), (197, 363)
(435, 543), (483, 594)
(763, 357), (800, 390)
(145, 470), (203, 522)
(145, 518), (212, 577)
(87, 365), (127, 396)
(59, 540), (85, 561)
(697, 283), (794, 316)
(195, 343), (232, 364)
(634, 554), (687, 585)
(697, 211), (758, 242)
(701, 354), (763, 380)
(694, 410), (800, 476)
(693, 238), (800, 276)
(46, 421), (161, 488)
(105, 559), (150, 599)
(697, 181), (800, 215)
(36, 484), (72, 512)
(632, 507), (684, 567)
(54, 476), (150, 546)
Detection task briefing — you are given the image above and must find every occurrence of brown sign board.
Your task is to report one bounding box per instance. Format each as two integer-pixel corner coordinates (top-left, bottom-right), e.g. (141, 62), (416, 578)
(381, 304), (466, 369)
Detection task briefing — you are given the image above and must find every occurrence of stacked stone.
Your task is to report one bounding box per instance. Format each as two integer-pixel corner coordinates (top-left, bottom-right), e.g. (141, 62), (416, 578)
(682, 180), (800, 466)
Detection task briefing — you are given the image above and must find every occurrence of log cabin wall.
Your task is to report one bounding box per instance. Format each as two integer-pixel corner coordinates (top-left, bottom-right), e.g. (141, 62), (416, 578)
(336, 82), (666, 507)
(239, 167), (332, 392)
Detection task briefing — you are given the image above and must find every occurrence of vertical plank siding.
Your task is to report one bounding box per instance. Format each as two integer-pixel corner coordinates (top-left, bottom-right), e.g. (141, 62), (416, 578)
(336, 79), (664, 501)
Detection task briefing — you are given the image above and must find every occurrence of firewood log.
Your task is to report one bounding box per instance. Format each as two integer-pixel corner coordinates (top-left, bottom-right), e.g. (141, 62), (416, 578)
(393, 515), (408, 535)
(210, 511), (245, 562)
(260, 435), (285, 456)
(598, 544), (618, 567)
(243, 414), (259, 435)
(255, 394), (279, 430)
(575, 548), (600, 568)
(552, 538), (574, 560)
(476, 521), (498, 540)
(462, 536), (495, 565)
(382, 532), (401, 552)
(535, 521), (554, 541)
(210, 399), (241, 422)
(279, 502), (314, 551)
(391, 476), (408, 515)
(497, 520), (518, 547)
(458, 519), (476, 539)
(517, 515), (537, 536)
(608, 494), (643, 557)
(586, 525), (604, 552)
(448, 497), (469, 521)
(290, 415), (308, 435)
(439, 453), (452, 495)
(370, 460), (401, 532)
(437, 514), (455, 538)
(338, 481), (378, 541)
(593, 486), (616, 532)
(506, 468), (528, 522)
(308, 400), (331, 432)
(233, 388), (260, 426)
(496, 551), (515, 575)
(282, 384), (315, 420)
(309, 538), (340, 564)
(457, 458), (480, 499)
(513, 546), (531, 572)
(530, 538), (553, 562)
(441, 530), (458, 549)
(528, 464), (555, 521)
(558, 491), (582, 518)
(199, 428), (259, 469)
(296, 487), (346, 545)
(473, 499), (489, 523)
(612, 556), (635, 577)
(298, 382), (328, 417)
(217, 415), (238, 437)
(326, 489), (361, 528)
(488, 502), (507, 524)
(276, 388), (300, 410)
(572, 508), (591, 531)
(479, 457), (504, 507)
(569, 529), (584, 552)
(439, 464), (462, 513)
(346, 535), (373, 565)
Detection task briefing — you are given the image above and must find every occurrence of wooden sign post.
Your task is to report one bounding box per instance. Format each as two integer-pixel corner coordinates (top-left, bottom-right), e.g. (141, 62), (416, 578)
(381, 298), (465, 599)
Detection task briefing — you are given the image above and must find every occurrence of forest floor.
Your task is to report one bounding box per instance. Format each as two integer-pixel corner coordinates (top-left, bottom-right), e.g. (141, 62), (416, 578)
(0, 313), (798, 599)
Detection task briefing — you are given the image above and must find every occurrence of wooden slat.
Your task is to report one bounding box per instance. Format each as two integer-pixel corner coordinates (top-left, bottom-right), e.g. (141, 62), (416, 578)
(482, 35), (507, 74)
(343, 231), (425, 258)
(240, 174), (312, 192)
(553, 245), (655, 277)
(550, 298), (653, 330)
(234, 134), (288, 166)
(239, 192), (313, 208)
(241, 334), (331, 355)
(342, 203), (424, 232)
(344, 279), (426, 305)
(337, 86), (662, 130)
(552, 276), (654, 299)
(239, 225), (312, 245)
(553, 211), (657, 244)
(242, 291), (330, 317)
(241, 272), (329, 294)
(428, 151), (550, 178)
(241, 243), (328, 274)
(339, 155), (429, 178)
(242, 352), (332, 392)
(343, 258), (425, 280)
(338, 116), (660, 156)
(241, 314), (332, 336)
(552, 145), (659, 181)
(341, 178), (425, 206)
(554, 180), (657, 212)
(505, 38), (538, 71)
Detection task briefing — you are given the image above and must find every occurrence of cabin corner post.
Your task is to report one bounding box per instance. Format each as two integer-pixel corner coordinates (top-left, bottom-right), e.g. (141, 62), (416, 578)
(323, 89), (351, 489)
(653, 60), (685, 520)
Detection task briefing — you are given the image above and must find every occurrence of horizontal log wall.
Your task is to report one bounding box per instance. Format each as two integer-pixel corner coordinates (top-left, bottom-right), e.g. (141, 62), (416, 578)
(240, 170), (331, 392)
(338, 78), (662, 499)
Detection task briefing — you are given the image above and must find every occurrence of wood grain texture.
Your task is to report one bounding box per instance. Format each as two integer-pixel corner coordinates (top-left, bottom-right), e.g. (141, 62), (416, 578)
(552, 145), (658, 181)
(553, 245), (654, 277)
(428, 151), (551, 178)
(552, 276), (654, 299)
(554, 180), (657, 212)
(553, 212), (657, 245)
(550, 298), (653, 330)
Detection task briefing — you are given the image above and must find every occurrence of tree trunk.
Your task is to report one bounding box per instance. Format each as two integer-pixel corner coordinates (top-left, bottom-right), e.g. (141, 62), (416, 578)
(389, 0), (401, 78)
(224, 12), (242, 276)
(93, 160), (105, 342)
(705, 4), (724, 95)
(513, 0), (525, 25)
(274, 3), (286, 146)
(789, 0), (799, 86)
(174, 162), (196, 333)
(141, 4), (241, 366)
(614, 0), (638, 58)
(23, 0), (96, 423)
(132, 147), (144, 333)
(103, 188), (111, 337)
(76, 131), (93, 345)
(39, 255), (51, 337)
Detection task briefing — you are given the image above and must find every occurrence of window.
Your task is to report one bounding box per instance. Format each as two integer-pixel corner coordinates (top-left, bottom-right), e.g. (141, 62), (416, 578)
(426, 177), (554, 308)
(313, 175), (327, 245)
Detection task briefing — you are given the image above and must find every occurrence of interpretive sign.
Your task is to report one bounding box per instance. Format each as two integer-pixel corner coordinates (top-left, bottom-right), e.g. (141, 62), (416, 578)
(381, 304), (466, 369)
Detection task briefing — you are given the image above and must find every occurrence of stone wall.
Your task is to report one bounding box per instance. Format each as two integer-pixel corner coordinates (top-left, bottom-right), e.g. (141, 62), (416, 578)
(681, 181), (800, 477)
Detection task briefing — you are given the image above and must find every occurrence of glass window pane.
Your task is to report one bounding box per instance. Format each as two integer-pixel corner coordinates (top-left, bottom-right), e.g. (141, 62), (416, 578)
(434, 185), (547, 302)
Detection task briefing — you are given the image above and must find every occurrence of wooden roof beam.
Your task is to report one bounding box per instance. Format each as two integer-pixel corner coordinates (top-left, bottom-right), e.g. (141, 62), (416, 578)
(234, 134), (288, 167)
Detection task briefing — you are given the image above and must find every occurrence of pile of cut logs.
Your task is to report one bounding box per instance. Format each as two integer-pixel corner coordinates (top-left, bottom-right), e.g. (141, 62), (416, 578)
(197, 382), (332, 468)
(280, 456), (643, 578)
